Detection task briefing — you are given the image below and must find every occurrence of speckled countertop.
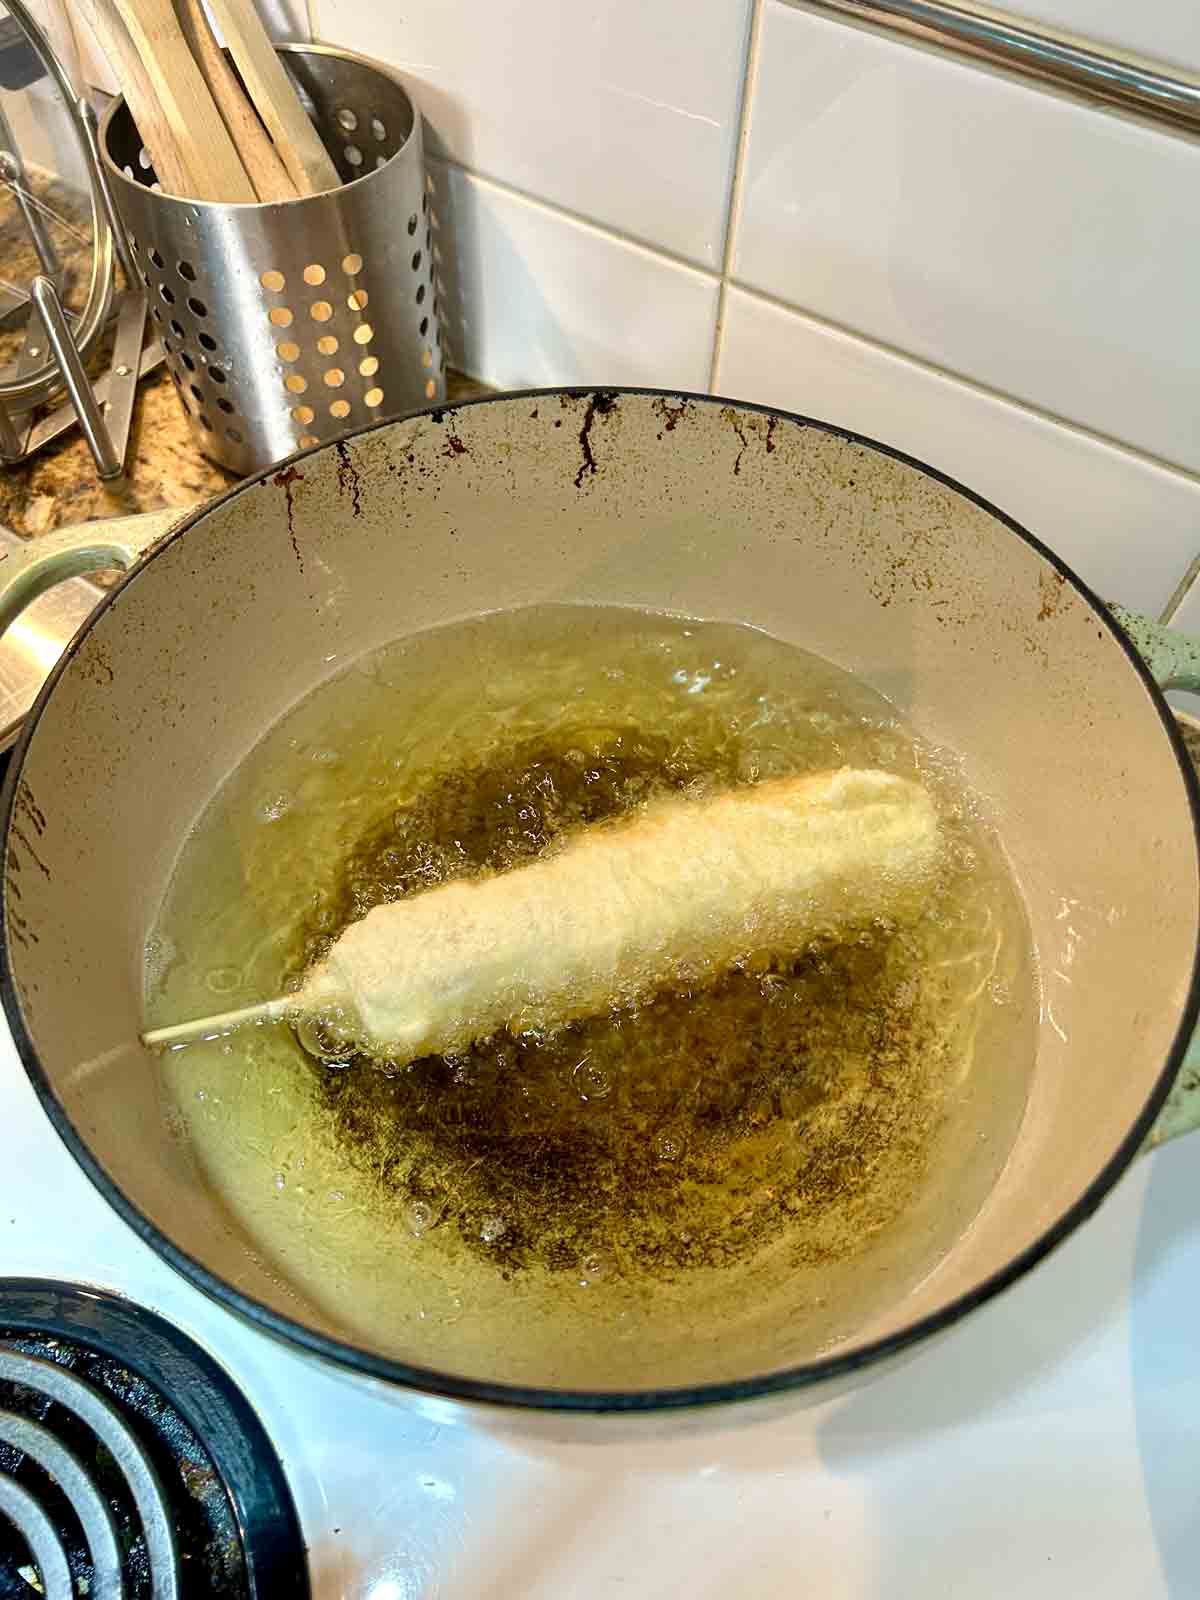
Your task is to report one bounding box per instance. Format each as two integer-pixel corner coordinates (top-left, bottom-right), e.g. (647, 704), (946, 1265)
(0, 366), (489, 539)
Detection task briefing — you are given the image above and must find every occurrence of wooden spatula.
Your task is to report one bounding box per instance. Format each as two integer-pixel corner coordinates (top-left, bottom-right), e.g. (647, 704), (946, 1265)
(175, 0), (297, 202)
(76, 0), (194, 196)
(106, 0), (256, 202)
(203, 0), (340, 195)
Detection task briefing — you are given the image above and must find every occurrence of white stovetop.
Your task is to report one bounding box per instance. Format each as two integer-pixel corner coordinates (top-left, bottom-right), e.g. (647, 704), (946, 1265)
(1, 1017), (1195, 1599)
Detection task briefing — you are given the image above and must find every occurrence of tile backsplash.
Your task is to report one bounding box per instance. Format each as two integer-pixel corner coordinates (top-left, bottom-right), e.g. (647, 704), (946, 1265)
(322, 0), (753, 267)
(736, 3), (1200, 478)
(307, 0), (1200, 614)
(430, 162), (720, 394)
(72, 0), (1200, 614)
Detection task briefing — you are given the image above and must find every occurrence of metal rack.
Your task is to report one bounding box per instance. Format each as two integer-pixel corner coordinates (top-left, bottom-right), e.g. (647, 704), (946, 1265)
(0, 1), (161, 481)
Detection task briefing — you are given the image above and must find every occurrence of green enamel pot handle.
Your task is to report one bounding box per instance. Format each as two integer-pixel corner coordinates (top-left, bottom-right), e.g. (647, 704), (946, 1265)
(1109, 605), (1200, 1151)
(0, 505), (195, 638)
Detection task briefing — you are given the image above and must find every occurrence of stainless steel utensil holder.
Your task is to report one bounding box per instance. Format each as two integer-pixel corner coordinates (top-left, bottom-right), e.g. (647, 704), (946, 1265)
(100, 44), (446, 476)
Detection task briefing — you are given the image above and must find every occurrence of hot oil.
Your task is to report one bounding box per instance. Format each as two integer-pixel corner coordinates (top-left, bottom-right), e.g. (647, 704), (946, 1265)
(146, 606), (1037, 1390)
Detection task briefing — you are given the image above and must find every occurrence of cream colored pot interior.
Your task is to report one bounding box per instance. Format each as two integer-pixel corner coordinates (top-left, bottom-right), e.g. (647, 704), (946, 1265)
(4, 394), (1194, 1397)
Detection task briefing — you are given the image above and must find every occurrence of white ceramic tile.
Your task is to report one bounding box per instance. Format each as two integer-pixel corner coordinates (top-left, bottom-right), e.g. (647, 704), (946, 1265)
(735, 2), (1200, 476)
(716, 286), (1200, 617)
(429, 160), (719, 392)
(318, 0), (752, 267)
(984, 0), (1200, 75)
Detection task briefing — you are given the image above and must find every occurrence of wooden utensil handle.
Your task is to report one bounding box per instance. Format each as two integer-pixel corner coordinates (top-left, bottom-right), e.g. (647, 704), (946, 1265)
(203, 0), (341, 196)
(175, 0), (297, 203)
(75, 0), (194, 196)
(108, 0), (256, 202)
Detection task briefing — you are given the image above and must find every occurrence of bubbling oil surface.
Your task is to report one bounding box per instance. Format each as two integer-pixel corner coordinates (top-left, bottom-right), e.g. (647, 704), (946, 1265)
(146, 606), (1037, 1390)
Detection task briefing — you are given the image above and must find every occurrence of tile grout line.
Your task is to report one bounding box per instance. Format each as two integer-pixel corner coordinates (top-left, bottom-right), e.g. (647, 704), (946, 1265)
(426, 155), (722, 282)
(305, 0), (320, 41)
(709, 0), (766, 392)
(1159, 553), (1200, 626)
(722, 278), (1200, 488)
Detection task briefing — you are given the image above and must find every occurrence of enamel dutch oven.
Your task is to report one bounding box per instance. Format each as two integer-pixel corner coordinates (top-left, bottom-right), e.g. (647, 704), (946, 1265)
(0, 391), (1196, 1412)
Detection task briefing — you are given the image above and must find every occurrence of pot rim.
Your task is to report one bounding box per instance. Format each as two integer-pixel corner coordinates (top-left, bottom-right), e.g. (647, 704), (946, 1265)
(4, 386), (1197, 1414)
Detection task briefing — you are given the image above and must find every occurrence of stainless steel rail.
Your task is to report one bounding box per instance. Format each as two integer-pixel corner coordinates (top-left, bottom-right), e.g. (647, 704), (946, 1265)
(800, 0), (1200, 134)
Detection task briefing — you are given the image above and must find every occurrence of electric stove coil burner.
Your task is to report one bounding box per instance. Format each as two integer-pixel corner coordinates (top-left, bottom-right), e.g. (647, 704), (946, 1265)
(0, 1281), (308, 1598)
(0, 1346), (177, 1597)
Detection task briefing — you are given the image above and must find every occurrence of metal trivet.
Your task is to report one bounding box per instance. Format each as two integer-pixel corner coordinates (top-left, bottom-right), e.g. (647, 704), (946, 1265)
(0, 1280), (308, 1598)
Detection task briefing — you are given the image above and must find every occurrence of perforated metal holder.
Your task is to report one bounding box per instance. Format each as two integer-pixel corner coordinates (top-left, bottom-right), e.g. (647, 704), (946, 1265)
(99, 43), (445, 476)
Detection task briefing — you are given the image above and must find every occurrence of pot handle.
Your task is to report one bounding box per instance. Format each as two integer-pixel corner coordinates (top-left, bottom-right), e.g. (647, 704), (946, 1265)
(1110, 604), (1200, 1149)
(0, 505), (198, 638)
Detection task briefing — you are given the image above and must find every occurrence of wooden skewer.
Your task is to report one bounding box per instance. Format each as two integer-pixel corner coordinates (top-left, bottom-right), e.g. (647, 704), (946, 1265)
(203, 0), (341, 196)
(144, 997), (293, 1049)
(174, 0), (298, 202)
(106, 0), (257, 202)
(75, 0), (195, 196)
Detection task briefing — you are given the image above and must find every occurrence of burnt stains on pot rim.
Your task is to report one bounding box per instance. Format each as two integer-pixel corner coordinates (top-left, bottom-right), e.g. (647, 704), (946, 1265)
(721, 406), (751, 477)
(654, 395), (691, 436)
(568, 389), (619, 489)
(0, 385), (1198, 1413)
(272, 465), (306, 572)
(335, 440), (364, 517)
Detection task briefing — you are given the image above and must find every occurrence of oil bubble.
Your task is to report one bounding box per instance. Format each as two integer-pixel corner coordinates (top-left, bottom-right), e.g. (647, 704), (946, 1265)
(572, 1058), (611, 1101)
(578, 1249), (612, 1286)
(406, 1199), (437, 1237)
(295, 1012), (355, 1063)
(143, 935), (176, 987)
(444, 1053), (472, 1085)
(479, 1215), (508, 1245)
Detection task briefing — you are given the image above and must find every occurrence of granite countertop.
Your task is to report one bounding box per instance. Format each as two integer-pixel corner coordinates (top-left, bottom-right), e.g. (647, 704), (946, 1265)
(0, 365), (490, 539)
